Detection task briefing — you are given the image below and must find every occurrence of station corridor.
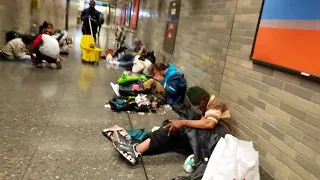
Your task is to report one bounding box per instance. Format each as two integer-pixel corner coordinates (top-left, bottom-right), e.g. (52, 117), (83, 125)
(0, 28), (188, 180)
(1, 0), (320, 180)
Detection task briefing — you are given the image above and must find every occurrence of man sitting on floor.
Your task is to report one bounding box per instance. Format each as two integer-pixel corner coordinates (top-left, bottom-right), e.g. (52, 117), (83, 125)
(110, 38), (147, 69)
(0, 35), (34, 61)
(113, 86), (232, 165)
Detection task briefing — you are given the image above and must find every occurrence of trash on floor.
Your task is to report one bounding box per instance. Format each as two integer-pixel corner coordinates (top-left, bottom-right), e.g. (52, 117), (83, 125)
(151, 126), (160, 132)
(102, 125), (131, 142)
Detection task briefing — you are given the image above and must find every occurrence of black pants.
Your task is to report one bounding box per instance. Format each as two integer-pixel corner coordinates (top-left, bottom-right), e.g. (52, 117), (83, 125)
(144, 124), (228, 156)
(113, 46), (127, 58)
(35, 49), (57, 65)
(144, 127), (193, 156)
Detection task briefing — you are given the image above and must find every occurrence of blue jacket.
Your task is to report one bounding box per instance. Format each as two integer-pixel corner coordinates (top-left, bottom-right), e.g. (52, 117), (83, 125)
(81, 8), (100, 29)
(161, 64), (186, 105)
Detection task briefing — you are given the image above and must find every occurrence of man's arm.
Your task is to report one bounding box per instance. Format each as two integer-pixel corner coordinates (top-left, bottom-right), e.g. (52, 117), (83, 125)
(81, 10), (87, 21)
(137, 45), (146, 55)
(182, 118), (217, 129)
(90, 11), (100, 23)
(165, 117), (217, 136)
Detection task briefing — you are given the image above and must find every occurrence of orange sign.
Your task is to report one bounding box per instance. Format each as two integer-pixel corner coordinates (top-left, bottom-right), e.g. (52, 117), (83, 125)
(131, 0), (140, 29)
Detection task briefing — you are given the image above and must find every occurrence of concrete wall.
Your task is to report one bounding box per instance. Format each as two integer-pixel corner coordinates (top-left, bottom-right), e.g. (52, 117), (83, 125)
(134, 0), (320, 179)
(0, 0), (78, 45)
(69, 0), (80, 27)
(31, 0), (66, 30)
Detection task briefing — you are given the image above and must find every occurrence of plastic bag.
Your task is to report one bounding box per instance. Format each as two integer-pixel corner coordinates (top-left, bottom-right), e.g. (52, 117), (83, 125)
(142, 59), (153, 75)
(106, 54), (113, 61)
(135, 94), (150, 107)
(202, 135), (260, 180)
(132, 55), (145, 73)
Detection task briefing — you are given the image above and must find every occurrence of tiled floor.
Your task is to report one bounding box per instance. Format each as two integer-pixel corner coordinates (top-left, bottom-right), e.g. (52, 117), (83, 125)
(0, 27), (274, 180)
(0, 28), (186, 180)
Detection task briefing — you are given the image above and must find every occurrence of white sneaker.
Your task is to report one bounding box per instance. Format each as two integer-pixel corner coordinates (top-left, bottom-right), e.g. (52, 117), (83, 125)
(110, 82), (120, 97)
(113, 61), (120, 66)
(110, 60), (119, 66)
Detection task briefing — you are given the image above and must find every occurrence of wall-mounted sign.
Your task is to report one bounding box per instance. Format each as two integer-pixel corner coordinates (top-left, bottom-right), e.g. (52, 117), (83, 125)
(251, 0), (320, 81)
(171, 8), (176, 15)
(163, 0), (181, 54)
(95, 1), (108, 7)
(131, 0), (140, 29)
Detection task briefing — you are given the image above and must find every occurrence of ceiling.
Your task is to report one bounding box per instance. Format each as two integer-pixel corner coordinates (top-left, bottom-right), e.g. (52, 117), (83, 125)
(77, 0), (131, 9)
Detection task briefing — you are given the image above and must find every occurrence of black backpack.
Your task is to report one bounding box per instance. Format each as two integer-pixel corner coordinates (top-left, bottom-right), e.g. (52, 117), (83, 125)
(6, 31), (21, 43)
(119, 80), (144, 97)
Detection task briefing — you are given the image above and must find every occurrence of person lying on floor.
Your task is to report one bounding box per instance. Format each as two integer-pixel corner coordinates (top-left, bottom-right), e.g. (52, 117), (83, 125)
(113, 86), (232, 165)
(0, 35), (34, 61)
(30, 25), (62, 69)
(110, 38), (148, 69)
(113, 46), (128, 59)
(152, 62), (186, 105)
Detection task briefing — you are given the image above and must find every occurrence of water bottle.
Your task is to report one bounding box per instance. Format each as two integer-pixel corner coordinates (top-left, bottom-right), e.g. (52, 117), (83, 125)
(183, 154), (195, 173)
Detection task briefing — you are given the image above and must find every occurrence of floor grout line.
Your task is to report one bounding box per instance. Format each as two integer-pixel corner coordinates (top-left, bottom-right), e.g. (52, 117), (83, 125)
(20, 81), (69, 180)
(126, 112), (149, 180)
(111, 67), (149, 180)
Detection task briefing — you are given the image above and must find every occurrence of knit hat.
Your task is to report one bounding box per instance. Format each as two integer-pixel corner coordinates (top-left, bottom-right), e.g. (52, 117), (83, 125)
(186, 86), (209, 106)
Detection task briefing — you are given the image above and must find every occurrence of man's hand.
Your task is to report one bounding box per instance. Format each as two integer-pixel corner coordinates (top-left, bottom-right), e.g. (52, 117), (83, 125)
(90, 18), (97, 23)
(163, 120), (185, 136)
(131, 52), (138, 56)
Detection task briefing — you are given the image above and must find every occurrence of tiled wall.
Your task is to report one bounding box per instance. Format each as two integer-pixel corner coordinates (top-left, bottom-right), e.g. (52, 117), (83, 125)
(0, 0), (77, 45)
(134, 0), (320, 179)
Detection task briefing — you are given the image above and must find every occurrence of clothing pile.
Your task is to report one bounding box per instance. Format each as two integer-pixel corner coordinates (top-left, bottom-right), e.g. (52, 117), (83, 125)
(52, 30), (73, 54)
(108, 70), (166, 113)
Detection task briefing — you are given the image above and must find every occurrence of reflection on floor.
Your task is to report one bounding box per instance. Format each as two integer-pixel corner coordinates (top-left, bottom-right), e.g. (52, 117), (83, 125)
(0, 27), (273, 180)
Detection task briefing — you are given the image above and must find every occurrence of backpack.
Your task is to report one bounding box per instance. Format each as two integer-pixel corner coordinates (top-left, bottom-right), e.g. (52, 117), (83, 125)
(6, 31), (21, 43)
(109, 96), (136, 112)
(119, 80), (144, 97)
(108, 96), (150, 112)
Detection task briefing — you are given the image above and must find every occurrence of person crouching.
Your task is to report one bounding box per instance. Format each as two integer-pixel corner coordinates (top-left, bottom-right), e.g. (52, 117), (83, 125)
(30, 28), (62, 69)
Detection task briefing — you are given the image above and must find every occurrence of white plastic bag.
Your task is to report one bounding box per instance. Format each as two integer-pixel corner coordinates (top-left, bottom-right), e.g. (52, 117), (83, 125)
(142, 59), (153, 75)
(106, 54), (113, 62)
(202, 134), (260, 180)
(135, 94), (150, 106)
(132, 55), (145, 73)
